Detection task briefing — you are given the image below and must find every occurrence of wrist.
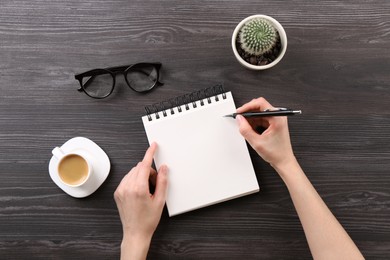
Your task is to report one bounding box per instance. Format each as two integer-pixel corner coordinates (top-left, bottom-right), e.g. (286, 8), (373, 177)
(121, 233), (152, 260)
(272, 156), (303, 184)
(271, 155), (298, 175)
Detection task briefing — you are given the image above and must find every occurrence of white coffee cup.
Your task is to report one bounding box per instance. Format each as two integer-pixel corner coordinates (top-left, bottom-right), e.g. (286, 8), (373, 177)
(52, 147), (93, 187)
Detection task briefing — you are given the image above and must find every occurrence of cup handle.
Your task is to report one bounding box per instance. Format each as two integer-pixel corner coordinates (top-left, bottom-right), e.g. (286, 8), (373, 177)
(52, 147), (65, 161)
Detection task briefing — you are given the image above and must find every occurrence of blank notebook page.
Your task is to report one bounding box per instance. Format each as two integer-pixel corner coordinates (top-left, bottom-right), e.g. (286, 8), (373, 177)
(142, 91), (259, 216)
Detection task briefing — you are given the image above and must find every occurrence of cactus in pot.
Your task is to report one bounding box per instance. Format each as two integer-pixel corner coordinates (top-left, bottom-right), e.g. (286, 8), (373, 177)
(232, 15), (287, 70)
(239, 18), (278, 56)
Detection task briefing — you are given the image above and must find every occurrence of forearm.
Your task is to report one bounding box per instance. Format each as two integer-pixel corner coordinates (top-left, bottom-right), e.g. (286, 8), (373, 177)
(274, 159), (364, 260)
(121, 234), (152, 260)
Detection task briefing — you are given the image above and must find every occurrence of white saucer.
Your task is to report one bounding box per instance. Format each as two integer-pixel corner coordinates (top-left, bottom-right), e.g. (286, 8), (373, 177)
(48, 137), (111, 198)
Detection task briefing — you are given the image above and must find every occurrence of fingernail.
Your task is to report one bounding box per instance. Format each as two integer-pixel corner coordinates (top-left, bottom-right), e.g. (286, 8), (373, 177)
(236, 115), (243, 125)
(161, 165), (168, 175)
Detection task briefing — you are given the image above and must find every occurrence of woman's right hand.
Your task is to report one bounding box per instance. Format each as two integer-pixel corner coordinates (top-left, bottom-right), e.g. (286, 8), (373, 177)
(237, 98), (365, 260)
(236, 97), (296, 171)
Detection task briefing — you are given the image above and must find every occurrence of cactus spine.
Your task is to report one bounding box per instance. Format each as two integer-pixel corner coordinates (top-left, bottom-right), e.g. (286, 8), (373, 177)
(239, 18), (278, 55)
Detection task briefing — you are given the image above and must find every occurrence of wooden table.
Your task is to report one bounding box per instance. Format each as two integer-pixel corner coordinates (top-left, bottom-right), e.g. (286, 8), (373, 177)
(1, 0), (389, 259)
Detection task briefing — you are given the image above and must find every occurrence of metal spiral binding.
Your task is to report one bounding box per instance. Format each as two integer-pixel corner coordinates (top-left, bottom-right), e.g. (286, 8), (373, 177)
(145, 84), (226, 121)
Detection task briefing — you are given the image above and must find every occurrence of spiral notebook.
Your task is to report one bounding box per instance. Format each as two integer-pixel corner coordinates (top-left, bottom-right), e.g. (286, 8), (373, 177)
(142, 85), (259, 216)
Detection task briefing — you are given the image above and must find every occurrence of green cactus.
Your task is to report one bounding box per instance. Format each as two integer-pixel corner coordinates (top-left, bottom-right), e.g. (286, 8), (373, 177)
(239, 18), (278, 55)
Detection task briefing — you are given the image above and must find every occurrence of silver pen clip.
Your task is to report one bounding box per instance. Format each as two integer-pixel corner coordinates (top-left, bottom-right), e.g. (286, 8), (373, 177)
(263, 107), (289, 112)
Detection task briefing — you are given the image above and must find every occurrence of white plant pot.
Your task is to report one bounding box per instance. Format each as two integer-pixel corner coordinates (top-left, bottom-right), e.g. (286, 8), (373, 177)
(232, 15), (287, 70)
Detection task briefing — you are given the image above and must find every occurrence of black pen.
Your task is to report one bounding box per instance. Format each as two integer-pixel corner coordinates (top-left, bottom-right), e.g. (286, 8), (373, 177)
(224, 108), (302, 119)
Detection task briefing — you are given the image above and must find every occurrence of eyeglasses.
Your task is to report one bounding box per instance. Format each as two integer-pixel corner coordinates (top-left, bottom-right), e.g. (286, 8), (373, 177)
(75, 62), (163, 99)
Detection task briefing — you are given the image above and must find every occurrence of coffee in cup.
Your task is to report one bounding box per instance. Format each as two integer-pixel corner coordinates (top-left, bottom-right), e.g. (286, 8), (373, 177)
(52, 147), (92, 187)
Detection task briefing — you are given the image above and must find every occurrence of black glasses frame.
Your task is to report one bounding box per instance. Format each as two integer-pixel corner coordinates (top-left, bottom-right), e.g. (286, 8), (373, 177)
(74, 62), (163, 99)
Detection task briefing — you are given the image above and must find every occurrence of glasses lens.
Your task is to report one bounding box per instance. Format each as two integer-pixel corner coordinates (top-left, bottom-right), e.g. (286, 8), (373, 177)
(81, 69), (114, 98)
(126, 64), (158, 92)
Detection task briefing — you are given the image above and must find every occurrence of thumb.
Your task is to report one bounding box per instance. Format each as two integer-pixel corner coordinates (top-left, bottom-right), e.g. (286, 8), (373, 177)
(154, 165), (168, 205)
(236, 115), (259, 144)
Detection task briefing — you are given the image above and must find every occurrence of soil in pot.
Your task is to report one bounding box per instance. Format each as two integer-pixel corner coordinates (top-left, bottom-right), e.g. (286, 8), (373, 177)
(235, 32), (282, 66)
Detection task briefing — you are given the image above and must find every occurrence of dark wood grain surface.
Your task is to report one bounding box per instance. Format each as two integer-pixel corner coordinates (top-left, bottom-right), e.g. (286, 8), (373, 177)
(1, 0), (389, 259)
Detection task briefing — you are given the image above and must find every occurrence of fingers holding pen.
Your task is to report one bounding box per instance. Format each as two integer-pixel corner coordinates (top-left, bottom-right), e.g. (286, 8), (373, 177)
(236, 97), (274, 132)
(236, 115), (259, 142)
(236, 97), (276, 113)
